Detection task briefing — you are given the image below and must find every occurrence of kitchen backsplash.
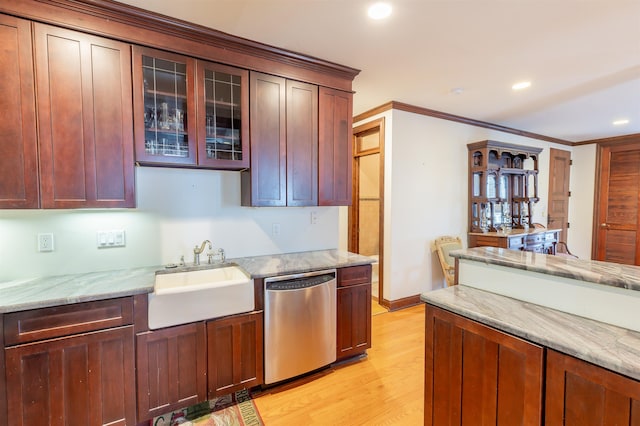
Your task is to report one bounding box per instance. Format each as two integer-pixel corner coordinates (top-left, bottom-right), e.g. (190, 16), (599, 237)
(0, 167), (340, 281)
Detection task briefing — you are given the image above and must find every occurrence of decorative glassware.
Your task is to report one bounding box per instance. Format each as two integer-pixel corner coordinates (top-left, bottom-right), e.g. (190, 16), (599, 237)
(502, 203), (512, 230)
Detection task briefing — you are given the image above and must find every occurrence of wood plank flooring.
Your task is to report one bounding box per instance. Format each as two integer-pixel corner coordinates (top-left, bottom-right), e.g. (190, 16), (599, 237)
(253, 303), (425, 425)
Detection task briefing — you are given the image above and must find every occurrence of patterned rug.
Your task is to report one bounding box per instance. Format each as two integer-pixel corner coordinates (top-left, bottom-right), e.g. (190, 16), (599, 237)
(151, 389), (264, 426)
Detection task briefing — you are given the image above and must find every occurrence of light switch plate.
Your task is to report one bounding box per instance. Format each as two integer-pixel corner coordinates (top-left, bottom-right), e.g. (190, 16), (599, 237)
(97, 229), (126, 248)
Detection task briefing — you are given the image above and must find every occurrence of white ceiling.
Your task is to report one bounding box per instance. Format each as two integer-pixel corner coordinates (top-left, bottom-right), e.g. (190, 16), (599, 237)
(115, 0), (640, 143)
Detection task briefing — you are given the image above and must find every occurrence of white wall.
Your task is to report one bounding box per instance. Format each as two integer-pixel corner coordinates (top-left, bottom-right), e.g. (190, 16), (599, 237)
(352, 108), (596, 302)
(0, 167), (340, 281)
(567, 144), (597, 259)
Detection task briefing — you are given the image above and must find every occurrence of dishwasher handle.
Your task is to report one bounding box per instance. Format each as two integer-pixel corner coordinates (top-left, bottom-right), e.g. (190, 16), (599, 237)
(265, 270), (336, 291)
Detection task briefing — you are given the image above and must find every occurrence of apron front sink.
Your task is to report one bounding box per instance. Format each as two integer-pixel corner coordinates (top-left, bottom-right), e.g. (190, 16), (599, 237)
(148, 265), (254, 329)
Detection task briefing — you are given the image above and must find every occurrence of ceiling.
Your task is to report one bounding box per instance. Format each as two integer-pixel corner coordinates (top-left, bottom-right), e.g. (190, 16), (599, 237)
(114, 0), (640, 143)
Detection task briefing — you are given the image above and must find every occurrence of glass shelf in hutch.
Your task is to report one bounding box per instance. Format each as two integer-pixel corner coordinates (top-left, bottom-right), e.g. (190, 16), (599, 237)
(133, 47), (197, 165)
(467, 140), (542, 233)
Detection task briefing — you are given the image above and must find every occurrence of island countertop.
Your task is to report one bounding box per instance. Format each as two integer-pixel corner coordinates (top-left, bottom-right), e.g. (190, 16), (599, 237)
(0, 249), (373, 313)
(451, 246), (640, 291)
(421, 285), (640, 381)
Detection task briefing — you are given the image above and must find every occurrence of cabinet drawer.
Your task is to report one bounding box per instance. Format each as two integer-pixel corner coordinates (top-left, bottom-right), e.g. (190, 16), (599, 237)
(472, 235), (509, 248)
(4, 297), (134, 346)
(338, 265), (372, 287)
(525, 234), (544, 244)
(507, 236), (525, 249)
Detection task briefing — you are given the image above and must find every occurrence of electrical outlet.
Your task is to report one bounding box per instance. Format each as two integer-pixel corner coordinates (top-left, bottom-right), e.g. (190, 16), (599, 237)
(310, 211), (318, 225)
(38, 233), (55, 252)
(272, 223), (281, 236)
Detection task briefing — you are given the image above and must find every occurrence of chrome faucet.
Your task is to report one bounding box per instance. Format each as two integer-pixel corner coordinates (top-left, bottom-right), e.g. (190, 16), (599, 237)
(193, 240), (212, 265)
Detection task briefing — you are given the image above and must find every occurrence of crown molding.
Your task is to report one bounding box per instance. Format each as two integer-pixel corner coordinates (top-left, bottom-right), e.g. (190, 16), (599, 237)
(354, 101), (574, 146)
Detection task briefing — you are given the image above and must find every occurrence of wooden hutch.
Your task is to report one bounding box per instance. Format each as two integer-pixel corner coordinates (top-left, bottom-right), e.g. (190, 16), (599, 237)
(467, 140), (560, 254)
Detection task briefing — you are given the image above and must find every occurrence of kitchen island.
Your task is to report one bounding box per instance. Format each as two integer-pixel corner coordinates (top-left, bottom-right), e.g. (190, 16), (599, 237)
(421, 247), (640, 425)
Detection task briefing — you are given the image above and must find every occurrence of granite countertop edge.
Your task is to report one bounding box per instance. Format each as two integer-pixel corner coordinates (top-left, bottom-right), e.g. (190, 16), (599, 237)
(421, 286), (640, 381)
(0, 249), (373, 313)
(451, 247), (640, 291)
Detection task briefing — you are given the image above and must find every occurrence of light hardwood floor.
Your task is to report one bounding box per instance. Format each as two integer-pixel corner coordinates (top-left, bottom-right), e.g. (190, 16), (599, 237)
(254, 303), (425, 425)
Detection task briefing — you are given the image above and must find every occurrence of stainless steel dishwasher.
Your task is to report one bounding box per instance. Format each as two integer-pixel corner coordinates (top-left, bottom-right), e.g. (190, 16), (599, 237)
(264, 269), (337, 385)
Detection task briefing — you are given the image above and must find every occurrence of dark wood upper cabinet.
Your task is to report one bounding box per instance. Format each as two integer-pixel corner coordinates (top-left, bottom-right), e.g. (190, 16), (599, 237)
(286, 80), (318, 207)
(242, 72), (320, 207)
(0, 15), (39, 209)
(319, 87), (353, 206)
(34, 23), (135, 208)
(242, 72), (287, 206)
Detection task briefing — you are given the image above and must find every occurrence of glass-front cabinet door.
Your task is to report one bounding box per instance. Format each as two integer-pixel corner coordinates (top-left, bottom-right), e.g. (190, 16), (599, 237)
(133, 47), (249, 169)
(133, 46), (197, 165)
(196, 61), (249, 169)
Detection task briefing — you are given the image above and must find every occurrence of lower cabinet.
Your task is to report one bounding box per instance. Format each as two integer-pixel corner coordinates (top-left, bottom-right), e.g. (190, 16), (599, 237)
(424, 305), (544, 425)
(3, 298), (136, 426)
(425, 304), (640, 425)
(136, 322), (207, 422)
(207, 311), (264, 397)
(5, 327), (136, 426)
(546, 349), (640, 425)
(336, 265), (372, 360)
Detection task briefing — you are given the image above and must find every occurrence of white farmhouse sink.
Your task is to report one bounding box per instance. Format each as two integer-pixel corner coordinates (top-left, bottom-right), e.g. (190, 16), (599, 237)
(148, 265), (254, 329)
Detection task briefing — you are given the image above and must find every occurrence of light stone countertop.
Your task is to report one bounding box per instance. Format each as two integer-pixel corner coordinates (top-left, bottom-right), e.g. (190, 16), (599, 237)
(451, 246), (640, 291)
(468, 228), (562, 237)
(232, 249), (373, 279)
(0, 249), (373, 313)
(421, 285), (640, 381)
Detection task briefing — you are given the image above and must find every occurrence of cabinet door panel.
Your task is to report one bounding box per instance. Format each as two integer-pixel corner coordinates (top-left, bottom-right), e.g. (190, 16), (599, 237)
(34, 24), (134, 208)
(245, 72), (286, 206)
(424, 305), (543, 426)
(207, 311), (263, 397)
(546, 349), (640, 425)
(0, 15), (38, 208)
(336, 283), (371, 359)
(5, 326), (135, 426)
(319, 87), (353, 206)
(286, 80), (318, 206)
(136, 322), (207, 422)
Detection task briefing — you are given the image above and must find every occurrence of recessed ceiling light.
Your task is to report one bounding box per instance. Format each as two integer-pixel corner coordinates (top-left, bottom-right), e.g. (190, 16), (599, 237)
(512, 81), (531, 91)
(613, 119), (629, 126)
(368, 2), (392, 20)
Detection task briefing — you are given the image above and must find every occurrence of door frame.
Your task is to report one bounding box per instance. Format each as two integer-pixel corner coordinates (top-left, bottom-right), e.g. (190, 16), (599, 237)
(350, 117), (386, 307)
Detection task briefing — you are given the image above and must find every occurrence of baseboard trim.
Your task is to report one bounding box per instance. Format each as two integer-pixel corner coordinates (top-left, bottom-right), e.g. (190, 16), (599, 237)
(385, 294), (423, 311)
